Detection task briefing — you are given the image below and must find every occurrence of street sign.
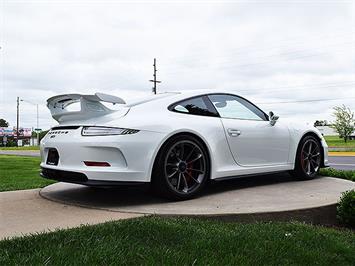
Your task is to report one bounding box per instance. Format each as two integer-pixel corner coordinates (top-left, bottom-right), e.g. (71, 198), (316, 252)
(35, 128), (42, 132)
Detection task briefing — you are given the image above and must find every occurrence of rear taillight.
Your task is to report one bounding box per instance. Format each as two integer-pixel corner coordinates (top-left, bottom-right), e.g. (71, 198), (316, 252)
(84, 161), (111, 167)
(82, 126), (139, 136)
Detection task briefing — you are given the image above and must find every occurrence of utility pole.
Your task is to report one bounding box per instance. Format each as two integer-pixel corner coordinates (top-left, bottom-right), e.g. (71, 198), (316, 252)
(20, 99), (40, 145)
(149, 58), (161, 94)
(36, 104), (39, 145)
(16, 97), (19, 144)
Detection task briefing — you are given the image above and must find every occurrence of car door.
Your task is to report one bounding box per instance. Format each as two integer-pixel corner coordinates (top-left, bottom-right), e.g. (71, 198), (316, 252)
(208, 94), (290, 167)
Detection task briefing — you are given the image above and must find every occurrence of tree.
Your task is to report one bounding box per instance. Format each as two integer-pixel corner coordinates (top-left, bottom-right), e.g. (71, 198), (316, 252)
(0, 118), (9, 127)
(331, 105), (355, 142)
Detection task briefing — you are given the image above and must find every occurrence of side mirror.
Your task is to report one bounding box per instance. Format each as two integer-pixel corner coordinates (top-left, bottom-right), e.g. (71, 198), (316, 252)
(269, 111), (279, 126)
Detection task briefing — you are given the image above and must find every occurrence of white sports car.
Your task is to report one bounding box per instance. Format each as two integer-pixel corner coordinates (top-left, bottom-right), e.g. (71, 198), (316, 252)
(40, 90), (329, 200)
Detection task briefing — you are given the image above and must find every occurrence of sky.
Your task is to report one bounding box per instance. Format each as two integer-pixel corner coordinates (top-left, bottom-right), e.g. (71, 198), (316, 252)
(0, 0), (354, 130)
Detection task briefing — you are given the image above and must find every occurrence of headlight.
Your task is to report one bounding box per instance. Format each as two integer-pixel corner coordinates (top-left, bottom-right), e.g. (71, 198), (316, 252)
(81, 126), (139, 136)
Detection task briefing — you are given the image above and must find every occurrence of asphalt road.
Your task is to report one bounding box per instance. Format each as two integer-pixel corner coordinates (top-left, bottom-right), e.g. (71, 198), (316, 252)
(328, 156), (355, 171)
(1, 150), (354, 170)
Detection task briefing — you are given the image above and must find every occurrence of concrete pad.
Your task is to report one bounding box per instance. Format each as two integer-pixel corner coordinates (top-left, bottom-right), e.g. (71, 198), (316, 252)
(0, 189), (143, 239)
(40, 174), (355, 217)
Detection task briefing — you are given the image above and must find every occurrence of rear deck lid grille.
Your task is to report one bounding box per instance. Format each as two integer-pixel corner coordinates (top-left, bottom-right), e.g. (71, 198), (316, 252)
(51, 126), (80, 130)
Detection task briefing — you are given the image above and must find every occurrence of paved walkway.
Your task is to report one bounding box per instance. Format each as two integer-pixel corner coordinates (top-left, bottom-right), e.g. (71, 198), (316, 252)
(0, 189), (142, 239)
(0, 150), (40, 157)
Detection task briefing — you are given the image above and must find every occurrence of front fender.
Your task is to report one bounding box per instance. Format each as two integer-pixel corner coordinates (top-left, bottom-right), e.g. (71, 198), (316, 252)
(289, 124), (329, 168)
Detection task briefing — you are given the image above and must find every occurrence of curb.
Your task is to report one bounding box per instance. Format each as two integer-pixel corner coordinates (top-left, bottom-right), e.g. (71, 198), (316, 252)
(328, 152), (355, 157)
(160, 204), (338, 226)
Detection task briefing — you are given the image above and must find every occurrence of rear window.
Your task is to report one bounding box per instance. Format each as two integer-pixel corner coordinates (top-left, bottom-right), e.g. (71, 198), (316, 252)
(169, 96), (219, 117)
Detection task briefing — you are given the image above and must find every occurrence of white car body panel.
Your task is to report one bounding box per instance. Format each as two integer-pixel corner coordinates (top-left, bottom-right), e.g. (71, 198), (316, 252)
(219, 118), (291, 166)
(40, 90), (329, 184)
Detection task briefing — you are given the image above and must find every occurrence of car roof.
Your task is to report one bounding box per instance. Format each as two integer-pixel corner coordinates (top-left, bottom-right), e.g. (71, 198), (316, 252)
(126, 89), (240, 107)
(125, 92), (180, 107)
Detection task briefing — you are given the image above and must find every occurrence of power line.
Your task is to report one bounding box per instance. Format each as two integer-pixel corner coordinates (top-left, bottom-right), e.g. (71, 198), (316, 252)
(163, 47), (352, 75)
(71, 30), (354, 84)
(256, 97), (355, 105)
(235, 81), (355, 94)
(164, 39), (355, 71)
(164, 29), (355, 64)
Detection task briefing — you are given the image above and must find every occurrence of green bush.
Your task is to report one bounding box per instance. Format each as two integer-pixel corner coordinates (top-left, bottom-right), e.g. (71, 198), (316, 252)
(337, 190), (355, 227)
(39, 130), (49, 141)
(320, 168), (355, 182)
(4, 139), (17, 147)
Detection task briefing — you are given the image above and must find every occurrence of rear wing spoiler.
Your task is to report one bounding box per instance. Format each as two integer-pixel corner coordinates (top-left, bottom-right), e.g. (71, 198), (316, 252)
(47, 93), (126, 122)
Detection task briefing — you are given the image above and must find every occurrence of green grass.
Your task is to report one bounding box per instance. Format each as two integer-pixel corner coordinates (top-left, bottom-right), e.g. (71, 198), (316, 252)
(320, 168), (355, 182)
(0, 155), (54, 192)
(324, 135), (355, 148)
(0, 146), (39, 150)
(0, 217), (354, 265)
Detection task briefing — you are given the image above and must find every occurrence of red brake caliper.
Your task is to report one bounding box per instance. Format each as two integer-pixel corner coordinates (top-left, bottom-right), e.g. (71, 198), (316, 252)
(186, 162), (193, 183)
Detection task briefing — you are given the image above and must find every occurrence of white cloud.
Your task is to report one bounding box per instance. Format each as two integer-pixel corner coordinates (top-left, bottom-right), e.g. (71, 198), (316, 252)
(0, 0), (354, 129)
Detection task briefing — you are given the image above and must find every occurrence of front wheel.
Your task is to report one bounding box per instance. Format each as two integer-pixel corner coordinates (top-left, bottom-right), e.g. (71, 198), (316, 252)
(290, 135), (322, 180)
(152, 135), (209, 200)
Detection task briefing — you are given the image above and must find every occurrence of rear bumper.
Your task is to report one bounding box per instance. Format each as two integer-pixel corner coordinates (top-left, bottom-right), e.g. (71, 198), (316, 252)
(41, 167), (148, 186)
(40, 126), (166, 183)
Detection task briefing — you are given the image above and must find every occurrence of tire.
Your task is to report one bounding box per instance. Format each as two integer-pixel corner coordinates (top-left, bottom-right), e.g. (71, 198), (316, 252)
(290, 135), (322, 180)
(152, 134), (210, 200)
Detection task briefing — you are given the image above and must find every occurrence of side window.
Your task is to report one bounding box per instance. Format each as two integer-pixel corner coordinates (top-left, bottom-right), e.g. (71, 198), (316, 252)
(170, 96), (218, 117)
(208, 94), (267, 121)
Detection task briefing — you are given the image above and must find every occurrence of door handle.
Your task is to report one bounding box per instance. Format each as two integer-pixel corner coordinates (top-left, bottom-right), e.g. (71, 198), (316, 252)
(227, 129), (241, 137)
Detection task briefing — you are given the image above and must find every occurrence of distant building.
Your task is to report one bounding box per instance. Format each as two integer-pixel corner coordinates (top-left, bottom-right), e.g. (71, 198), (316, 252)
(0, 127), (33, 146)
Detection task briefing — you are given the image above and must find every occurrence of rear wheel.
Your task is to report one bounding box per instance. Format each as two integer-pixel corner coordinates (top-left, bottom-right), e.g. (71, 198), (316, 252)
(290, 135), (322, 180)
(152, 135), (209, 200)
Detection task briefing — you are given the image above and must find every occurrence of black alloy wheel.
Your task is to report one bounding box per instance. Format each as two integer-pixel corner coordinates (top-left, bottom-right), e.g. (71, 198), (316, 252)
(152, 135), (209, 200)
(290, 135), (322, 180)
